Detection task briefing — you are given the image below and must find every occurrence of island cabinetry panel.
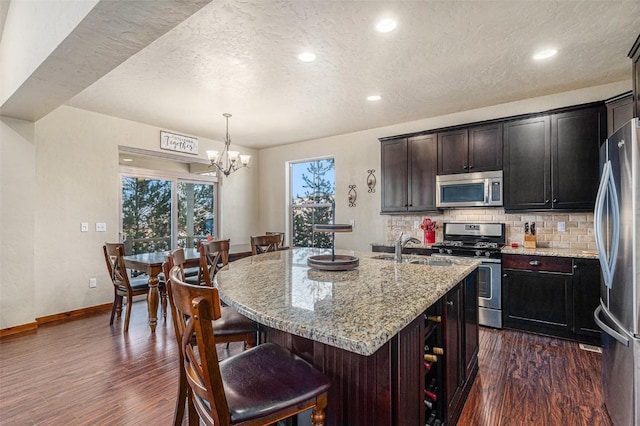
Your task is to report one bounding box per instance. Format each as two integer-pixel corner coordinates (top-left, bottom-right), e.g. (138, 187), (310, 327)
(438, 124), (503, 175)
(260, 276), (478, 426)
(380, 134), (437, 213)
(503, 104), (606, 211)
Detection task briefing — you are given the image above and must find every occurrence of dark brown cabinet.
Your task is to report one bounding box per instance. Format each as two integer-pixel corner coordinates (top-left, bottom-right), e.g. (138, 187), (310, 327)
(629, 34), (640, 118)
(502, 254), (601, 345)
(503, 104), (606, 211)
(437, 124), (502, 175)
(606, 92), (634, 136)
(380, 134), (437, 213)
(573, 259), (601, 341)
(502, 255), (573, 336)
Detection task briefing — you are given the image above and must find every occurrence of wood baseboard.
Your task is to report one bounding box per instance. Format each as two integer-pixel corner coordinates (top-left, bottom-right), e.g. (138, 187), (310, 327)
(0, 303), (112, 339)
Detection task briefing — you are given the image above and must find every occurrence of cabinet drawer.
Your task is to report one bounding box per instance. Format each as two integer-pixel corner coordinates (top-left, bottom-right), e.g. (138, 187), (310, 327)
(502, 255), (572, 273)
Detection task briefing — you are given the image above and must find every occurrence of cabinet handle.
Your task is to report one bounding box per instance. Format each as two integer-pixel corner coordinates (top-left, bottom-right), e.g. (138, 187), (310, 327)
(468, 165), (474, 169)
(573, 264), (578, 269)
(529, 260), (541, 266)
(553, 198), (558, 203)
(446, 301), (454, 306)
(503, 273), (507, 277)
(463, 165), (468, 169)
(545, 199), (550, 204)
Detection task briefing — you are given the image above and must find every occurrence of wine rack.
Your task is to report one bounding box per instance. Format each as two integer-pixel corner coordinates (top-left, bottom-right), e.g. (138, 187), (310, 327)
(423, 304), (445, 425)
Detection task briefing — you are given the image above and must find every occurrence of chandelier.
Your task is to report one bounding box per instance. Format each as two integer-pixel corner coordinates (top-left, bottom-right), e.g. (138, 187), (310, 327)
(206, 113), (250, 177)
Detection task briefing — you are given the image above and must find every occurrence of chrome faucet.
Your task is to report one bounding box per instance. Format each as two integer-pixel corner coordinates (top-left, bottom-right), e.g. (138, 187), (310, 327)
(394, 233), (421, 263)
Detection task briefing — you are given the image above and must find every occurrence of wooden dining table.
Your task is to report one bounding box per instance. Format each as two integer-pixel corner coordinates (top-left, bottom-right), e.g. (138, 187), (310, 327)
(123, 244), (253, 332)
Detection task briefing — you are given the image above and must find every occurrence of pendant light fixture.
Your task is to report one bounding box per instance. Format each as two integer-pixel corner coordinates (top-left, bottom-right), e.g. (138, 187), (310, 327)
(206, 113), (250, 176)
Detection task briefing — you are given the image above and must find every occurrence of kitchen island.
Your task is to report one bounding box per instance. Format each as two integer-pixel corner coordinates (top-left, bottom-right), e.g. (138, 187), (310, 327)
(215, 248), (480, 425)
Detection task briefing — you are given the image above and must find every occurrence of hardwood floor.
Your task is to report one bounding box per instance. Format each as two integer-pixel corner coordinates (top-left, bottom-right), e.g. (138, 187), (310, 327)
(0, 301), (611, 425)
(458, 328), (612, 426)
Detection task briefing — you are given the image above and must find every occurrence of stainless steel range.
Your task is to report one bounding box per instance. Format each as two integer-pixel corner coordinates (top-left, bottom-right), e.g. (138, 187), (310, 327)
(431, 223), (505, 329)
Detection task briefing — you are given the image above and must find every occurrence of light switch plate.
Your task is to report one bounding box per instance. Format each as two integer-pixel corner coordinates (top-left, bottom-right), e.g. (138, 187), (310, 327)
(414, 221), (420, 229)
(349, 219), (355, 228)
(81, 222), (89, 232)
(557, 222), (566, 232)
(89, 278), (97, 288)
(95, 222), (107, 232)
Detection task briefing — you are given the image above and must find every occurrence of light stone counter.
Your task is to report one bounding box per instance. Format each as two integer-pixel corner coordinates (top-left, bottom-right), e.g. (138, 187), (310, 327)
(215, 248), (480, 356)
(501, 246), (599, 259)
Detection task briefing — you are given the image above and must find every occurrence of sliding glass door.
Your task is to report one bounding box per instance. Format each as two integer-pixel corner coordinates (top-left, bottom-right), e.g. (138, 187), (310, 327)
(120, 170), (217, 255)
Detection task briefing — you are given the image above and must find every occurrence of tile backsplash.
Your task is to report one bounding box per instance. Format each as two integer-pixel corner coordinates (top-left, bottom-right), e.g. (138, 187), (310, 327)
(386, 208), (595, 250)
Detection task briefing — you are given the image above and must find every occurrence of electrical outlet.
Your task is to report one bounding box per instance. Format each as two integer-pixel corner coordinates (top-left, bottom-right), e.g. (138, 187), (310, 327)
(89, 278), (97, 288)
(95, 222), (107, 232)
(414, 221), (420, 229)
(81, 222), (89, 232)
(349, 219), (355, 228)
(557, 221), (566, 232)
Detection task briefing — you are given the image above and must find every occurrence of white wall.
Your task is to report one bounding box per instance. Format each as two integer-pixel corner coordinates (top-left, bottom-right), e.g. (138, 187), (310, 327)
(258, 80), (630, 252)
(0, 105), (258, 328)
(0, 117), (36, 328)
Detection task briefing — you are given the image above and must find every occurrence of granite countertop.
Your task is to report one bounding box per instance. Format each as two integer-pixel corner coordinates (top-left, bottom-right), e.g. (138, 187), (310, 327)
(372, 241), (599, 260)
(214, 248), (479, 356)
(501, 246), (599, 259)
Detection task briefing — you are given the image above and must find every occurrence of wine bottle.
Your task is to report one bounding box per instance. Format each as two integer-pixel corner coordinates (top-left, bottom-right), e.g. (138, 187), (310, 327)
(426, 411), (437, 425)
(424, 354), (438, 362)
(433, 347), (444, 355)
(425, 314), (442, 323)
(424, 389), (437, 402)
(424, 361), (432, 372)
(424, 398), (433, 409)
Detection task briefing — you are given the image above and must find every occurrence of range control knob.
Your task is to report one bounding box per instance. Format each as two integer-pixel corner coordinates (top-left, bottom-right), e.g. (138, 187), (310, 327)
(446, 249), (453, 255)
(439, 248), (445, 254)
(475, 250), (482, 257)
(485, 251), (491, 257)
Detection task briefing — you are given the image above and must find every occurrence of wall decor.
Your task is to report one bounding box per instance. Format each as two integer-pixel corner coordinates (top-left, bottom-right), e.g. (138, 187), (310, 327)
(160, 131), (198, 155)
(348, 185), (357, 207)
(367, 169), (376, 193)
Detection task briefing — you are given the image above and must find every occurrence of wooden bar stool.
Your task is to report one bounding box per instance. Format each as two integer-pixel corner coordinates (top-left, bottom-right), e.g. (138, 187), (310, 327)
(250, 234), (281, 255)
(167, 265), (330, 426)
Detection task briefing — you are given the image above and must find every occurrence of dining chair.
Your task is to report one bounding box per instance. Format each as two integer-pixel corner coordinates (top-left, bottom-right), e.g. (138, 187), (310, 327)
(167, 265), (330, 426)
(103, 243), (166, 333)
(198, 239), (230, 285)
(266, 231), (285, 248)
(250, 234), (282, 255)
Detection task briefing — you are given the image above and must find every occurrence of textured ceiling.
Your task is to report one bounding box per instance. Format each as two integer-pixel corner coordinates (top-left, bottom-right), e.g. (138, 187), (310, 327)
(65, 1), (640, 149)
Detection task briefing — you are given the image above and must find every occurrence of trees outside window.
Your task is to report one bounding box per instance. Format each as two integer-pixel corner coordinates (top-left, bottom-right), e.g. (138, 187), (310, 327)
(290, 158), (335, 248)
(121, 172), (216, 255)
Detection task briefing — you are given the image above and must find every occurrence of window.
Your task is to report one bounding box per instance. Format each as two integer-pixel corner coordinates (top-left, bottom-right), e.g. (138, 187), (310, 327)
(289, 158), (335, 248)
(120, 169), (217, 254)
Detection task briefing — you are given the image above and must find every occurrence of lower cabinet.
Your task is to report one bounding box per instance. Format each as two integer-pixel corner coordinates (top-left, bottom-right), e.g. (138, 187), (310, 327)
(502, 254), (600, 344)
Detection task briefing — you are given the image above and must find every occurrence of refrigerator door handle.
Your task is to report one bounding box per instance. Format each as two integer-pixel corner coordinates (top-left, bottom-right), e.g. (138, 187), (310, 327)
(593, 161), (620, 289)
(594, 305), (630, 347)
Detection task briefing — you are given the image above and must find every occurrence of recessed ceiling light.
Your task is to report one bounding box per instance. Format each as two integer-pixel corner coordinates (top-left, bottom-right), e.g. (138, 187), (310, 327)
(376, 18), (397, 33)
(298, 52), (316, 62)
(122, 158), (134, 162)
(367, 95), (382, 101)
(533, 48), (558, 60)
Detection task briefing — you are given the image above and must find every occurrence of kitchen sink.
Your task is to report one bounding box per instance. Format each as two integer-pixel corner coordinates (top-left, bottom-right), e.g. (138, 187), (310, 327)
(370, 254), (454, 266)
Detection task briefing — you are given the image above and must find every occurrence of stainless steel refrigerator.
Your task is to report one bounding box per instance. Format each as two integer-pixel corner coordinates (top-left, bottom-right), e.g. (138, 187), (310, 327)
(593, 117), (640, 426)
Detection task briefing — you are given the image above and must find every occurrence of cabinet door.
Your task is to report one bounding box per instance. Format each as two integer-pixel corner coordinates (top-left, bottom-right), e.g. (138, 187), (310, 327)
(437, 129), (468, 175)
(381, 138), (408, 212)
(468, 123), (503, 172)
(551, 106), (605, 210)
(502, 269), (573, 334)
(503, 116), (551, 210)
(606, 93), (634, 136)
(444, 285), (463, 418)
(408, 134), (437, 211)
(573, 259), (601, 340)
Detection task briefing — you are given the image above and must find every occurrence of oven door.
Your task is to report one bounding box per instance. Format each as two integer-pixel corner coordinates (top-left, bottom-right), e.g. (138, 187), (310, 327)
(432, 254), (502, 328)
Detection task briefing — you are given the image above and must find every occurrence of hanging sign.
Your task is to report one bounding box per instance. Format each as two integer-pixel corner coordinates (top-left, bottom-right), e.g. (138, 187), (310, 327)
(160, 131), (198, 155)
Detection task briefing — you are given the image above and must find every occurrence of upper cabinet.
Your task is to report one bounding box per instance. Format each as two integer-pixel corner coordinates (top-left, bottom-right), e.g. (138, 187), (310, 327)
(606, 92), (634, 137)
(503, 104), (606, 211)
(380, 134), (437, 213)
(437, 124), (502, 175)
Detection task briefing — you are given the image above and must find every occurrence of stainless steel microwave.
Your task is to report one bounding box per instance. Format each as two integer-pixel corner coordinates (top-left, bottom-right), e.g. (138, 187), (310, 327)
(436, 170), (503, 208)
